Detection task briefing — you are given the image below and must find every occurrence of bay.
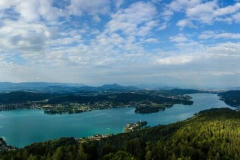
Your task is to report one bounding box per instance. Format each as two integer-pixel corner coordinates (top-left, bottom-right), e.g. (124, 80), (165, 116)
(0, 93), (235, 148)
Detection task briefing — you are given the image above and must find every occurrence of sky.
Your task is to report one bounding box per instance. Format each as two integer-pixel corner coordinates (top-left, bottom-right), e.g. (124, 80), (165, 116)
(0, 0), (240, 88)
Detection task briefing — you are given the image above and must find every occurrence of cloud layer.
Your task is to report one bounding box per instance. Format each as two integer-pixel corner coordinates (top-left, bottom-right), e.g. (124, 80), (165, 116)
(0, 0), (240, 88)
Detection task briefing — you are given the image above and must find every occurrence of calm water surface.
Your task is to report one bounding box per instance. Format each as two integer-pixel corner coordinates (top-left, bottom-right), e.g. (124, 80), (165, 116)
(0, 93), (235, 147)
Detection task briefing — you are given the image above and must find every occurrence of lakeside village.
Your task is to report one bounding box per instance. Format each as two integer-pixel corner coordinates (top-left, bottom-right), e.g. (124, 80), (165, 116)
(0, 100), (182, 114)
(0, 120), (148, 151)
(0, 93), (192, 114)
(124, 120), (148, 132)
(0, 101), (169, 113)
(79, 120), (148, 143)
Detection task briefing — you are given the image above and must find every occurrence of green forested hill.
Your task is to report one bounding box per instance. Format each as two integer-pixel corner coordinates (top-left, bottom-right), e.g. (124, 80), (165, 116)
(0, 91), (51, 104)
(1, 108), (240, 160)
(218, 90), (240, 107)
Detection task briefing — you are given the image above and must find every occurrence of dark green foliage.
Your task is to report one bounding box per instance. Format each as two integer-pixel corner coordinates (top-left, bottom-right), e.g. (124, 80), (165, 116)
(168, 89), (202, 94)
(0, 138), (7, 147)
(218, 90), (240, 107)
(2, 108), (240, 160)
(135, 106), (163, 113)
(0, 138), (16, 151)
(124, 138), (145, 159)
(47, 92), (192, 105)
(100, 150), (137, 160)
(0, 91), (51, 104)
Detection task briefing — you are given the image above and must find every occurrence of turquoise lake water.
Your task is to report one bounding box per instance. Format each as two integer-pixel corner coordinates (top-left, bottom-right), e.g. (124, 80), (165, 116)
(0, 93), (235, 148)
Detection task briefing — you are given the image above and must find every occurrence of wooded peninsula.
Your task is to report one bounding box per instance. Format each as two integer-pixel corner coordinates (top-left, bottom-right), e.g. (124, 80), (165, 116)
(0, 89), (194, 114)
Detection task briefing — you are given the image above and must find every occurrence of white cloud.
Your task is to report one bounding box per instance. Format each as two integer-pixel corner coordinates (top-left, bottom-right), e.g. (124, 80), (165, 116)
(0, 20), (59, 55)
(175, 41), (204, 52)
(214, 3), (240, 16)
(93, 15), (101, 22)
(147, 41), (240, 87)
(170, 34), (189, 43)
(0, 0), (17, 10)
(0, 54), (37, 82)
(1, 0), (240, 87)
(186, 1), (240, 24)
(186, 1), (217, 24)
(157, 55), (194, 65)
(199, 31), (240, 39)
(177, 19), (196, 29)
(233, 12), (240, 22)
(106, 2), (157, 35)
(168, 0), (240, 28)
(115, 0), (124, 9)
(38, 0), (64, 22)
(137, 20), (158, 36)
(0, 0), (64, 23)
(0, 23), (41, 52)
(215, 17), (233, 23)
(158, 23), (167, 30)
(68, 0), (110, 16)
(144, 38), (159, 43)
(169, 0), (201, 12)
(208, 42), (240, 55)
(16, 1), (40, 22)
(161, 9), (173, 21)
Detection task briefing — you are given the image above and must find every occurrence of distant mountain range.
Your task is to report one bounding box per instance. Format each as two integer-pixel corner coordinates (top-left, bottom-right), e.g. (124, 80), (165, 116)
(0, 82), (228, 93)
(0, 82), (85, 93)
(0, 82), (85, 89)
(0, 82), (140, 93)
(135, 84), (177, 90)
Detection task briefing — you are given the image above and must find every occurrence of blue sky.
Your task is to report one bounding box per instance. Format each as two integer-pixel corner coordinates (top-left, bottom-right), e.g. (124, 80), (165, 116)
(0, 0), (240, 88)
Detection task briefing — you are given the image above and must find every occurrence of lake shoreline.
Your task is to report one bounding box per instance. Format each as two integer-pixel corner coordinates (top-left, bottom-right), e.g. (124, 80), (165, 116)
(0, 93), (236, 148)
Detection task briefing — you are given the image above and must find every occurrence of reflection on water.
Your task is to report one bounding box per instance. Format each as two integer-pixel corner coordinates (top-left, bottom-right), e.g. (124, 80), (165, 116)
(0, 93), (235, 148)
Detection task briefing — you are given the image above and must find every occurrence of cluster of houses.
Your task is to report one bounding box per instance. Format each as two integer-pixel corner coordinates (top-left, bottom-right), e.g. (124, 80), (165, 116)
(79, 134), (114, 142)
(124, 120), (147, 132)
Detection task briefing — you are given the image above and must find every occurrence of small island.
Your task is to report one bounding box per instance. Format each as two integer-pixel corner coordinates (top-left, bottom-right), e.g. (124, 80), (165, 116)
(124, 120), (147, 132)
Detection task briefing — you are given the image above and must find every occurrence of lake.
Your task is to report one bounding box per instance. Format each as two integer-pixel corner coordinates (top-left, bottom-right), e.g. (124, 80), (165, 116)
(0, 93), (235, 148)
